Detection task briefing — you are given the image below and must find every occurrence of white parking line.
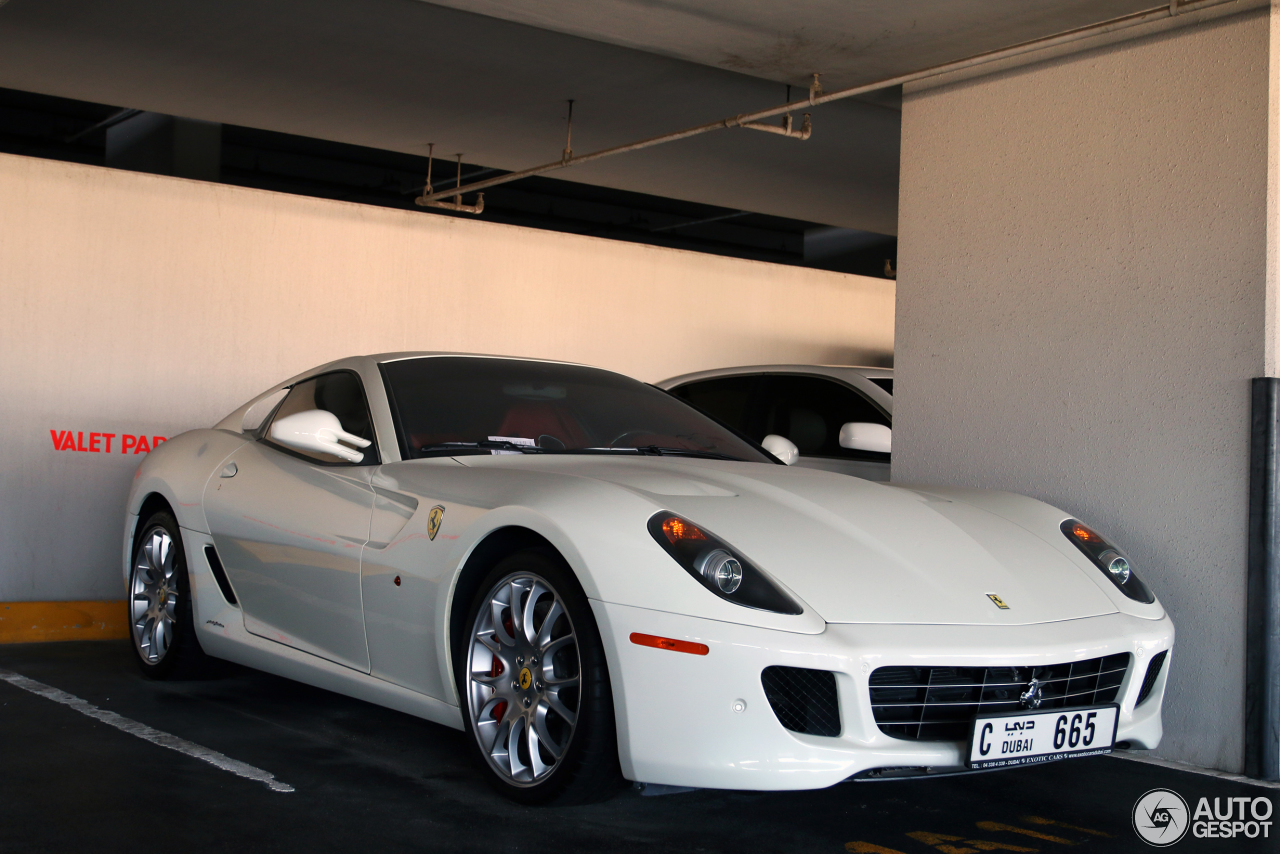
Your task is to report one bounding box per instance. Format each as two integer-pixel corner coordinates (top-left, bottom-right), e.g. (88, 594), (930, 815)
(0, 668), (294, 793)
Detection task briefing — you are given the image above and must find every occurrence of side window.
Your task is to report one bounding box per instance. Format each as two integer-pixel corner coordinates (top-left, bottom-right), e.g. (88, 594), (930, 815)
(759, 375), (890, 461)
(668, 375), (762, 437)
(265, 371), (379, 465)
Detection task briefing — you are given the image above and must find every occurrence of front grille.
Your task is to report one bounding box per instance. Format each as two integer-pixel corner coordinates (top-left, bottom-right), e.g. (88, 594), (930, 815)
(869, 653), (1130, 742)
(761, 666), (841, 737)
(1136, 650), (1168, 706)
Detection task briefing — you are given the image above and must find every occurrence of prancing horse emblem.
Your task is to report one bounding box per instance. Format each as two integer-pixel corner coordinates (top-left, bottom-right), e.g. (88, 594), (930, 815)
(1020, 678), (1045, 709)
(986, 593), (1010, 610)
(427, 505), (445, 540)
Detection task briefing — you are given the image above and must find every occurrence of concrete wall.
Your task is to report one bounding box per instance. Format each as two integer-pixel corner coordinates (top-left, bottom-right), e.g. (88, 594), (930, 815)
(0, 152), (894, 602)
(895, 10), (1269, 772)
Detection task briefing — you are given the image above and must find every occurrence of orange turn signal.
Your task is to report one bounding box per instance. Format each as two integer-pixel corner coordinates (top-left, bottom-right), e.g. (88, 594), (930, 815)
(661, 516), (707, 545)
(630, 632), (709, 655)
(1070, 522), (1100, 543)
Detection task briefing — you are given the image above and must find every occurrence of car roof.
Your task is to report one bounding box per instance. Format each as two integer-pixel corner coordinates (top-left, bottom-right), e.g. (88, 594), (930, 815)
(367, 351), (589, 367)
(656, 364), (893, 388)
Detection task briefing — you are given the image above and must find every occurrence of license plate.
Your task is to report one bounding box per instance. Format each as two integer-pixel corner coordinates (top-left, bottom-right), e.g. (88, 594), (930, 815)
(967, 704), (1118, 769)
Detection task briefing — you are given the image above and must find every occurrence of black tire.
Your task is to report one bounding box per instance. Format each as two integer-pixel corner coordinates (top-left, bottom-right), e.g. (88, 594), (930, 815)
(455, 549), (621, 805)
(128, 510), (207, 679)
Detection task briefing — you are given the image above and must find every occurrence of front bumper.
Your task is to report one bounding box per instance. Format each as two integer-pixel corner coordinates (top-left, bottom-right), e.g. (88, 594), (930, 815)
(592, 601), (1173, 791)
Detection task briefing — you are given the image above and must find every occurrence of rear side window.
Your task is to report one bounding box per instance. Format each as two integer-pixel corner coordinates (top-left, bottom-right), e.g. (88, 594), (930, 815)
(759, 375), (889, 461)
(265, 371), (379, 465)
(668, 375), (762, 435)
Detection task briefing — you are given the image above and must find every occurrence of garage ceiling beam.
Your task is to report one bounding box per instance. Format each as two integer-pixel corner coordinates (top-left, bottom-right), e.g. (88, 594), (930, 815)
(418, 0), (1255, 209)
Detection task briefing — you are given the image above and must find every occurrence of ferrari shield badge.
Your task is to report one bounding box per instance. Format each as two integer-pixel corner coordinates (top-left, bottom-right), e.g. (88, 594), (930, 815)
(427, 505), (446, 540)
(986, 593), (1010, 610)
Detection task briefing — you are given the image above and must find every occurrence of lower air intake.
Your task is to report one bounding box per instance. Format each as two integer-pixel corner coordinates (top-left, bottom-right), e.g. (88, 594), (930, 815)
(1136, 650), (1168, 706)
(869, 653), (1130, 742)
(761, 666), (841, 737)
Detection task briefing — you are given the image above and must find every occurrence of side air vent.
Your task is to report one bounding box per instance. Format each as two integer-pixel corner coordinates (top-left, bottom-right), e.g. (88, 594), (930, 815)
(761, 666), (841, 737)
(1136, 650), (1168, 706)
(204, 546), (238, 606)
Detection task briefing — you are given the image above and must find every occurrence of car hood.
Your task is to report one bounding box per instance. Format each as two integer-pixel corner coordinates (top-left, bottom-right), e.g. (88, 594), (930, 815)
(488, 456), (1119, 626)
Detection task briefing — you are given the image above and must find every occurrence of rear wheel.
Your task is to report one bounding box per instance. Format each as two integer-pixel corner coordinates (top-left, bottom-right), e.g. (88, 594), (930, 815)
(129, 511), (206, 679)
(458, 550), (620, 804)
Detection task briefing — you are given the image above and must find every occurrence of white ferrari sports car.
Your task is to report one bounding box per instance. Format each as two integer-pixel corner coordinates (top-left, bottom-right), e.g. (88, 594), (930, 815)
(123, 353), (1174, 804)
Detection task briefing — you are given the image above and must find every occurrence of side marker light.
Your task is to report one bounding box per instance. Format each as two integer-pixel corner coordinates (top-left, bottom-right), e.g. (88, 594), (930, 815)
(630, 632), (709, 655)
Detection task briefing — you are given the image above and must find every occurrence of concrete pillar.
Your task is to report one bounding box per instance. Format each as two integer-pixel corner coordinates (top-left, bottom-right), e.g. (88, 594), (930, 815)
(894, 7), (1272, 773)
(105, 112), (221, 182)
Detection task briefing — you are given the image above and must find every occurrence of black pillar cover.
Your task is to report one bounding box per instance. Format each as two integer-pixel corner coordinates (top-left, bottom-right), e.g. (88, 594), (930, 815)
(1247, 377), (1280, 780)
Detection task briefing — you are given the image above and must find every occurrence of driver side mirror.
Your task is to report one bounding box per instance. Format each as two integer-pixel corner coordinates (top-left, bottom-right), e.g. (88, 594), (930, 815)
(270, 409), (371, 463)
(761, 434), (799, 465)
(839, 422), (891, 454)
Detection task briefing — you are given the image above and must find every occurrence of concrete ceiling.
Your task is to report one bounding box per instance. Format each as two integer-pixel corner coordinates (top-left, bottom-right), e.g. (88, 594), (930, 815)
(0, 0), (1155, 235)
(423, 1), (1156, 90)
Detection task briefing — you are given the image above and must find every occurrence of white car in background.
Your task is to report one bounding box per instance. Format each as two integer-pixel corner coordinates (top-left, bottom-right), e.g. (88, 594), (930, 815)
(658, 365), (893, 481)
(123, 353), (1172, 805)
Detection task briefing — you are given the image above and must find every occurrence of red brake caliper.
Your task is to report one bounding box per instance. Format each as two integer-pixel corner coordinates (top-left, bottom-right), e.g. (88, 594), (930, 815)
(491, 608), (512, 721)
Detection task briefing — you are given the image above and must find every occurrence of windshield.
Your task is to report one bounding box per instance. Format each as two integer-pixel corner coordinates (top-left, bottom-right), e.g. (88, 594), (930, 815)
(380, 357), (772, 463)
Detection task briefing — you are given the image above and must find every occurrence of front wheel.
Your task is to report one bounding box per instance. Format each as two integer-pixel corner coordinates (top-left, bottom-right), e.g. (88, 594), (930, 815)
(129, 511), (206, 679)
(458, 550), (620, 804)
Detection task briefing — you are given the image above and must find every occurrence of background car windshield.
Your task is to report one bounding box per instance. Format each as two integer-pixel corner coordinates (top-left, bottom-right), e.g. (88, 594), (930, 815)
(381, 357), (770, 462)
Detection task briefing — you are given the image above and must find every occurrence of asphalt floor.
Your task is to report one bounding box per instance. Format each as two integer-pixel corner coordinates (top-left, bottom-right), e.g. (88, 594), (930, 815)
(0, 640), (1274, 854)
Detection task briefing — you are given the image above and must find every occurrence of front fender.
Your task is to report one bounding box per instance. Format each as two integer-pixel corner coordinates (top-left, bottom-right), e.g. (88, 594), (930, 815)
(123, 429), (247, 587)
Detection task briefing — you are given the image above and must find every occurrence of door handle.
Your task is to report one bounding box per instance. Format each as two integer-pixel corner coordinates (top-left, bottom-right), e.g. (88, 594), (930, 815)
(220, 462), (238, 478)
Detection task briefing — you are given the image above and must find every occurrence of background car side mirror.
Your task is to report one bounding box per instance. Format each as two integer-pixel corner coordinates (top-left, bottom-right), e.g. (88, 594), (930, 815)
(761, 434), (799, 465)
(269, 409), (371, 463)
(839, 422), (891, 454)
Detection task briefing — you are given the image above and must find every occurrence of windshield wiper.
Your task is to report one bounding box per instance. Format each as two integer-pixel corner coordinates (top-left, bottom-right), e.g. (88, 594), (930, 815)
(419, 440), (545, 455)
(417, 442), (743, 461)
(630, 445), (744, 461)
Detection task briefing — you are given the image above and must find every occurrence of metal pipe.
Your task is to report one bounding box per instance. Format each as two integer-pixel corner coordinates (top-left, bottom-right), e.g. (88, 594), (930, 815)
(416, 147), (485, 212)
(419, 0), (1249, 205)
(741, 113), (812, 140)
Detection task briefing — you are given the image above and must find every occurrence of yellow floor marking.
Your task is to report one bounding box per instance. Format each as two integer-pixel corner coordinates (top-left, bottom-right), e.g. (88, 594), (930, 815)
(0, 601), (128, 643)
(1021, 816), (1110, 838)
(846, 843), (909, 854)
(907, 831), (1037, 852)
(975, 822), (1074, 845)
(906, 832), (980, 854)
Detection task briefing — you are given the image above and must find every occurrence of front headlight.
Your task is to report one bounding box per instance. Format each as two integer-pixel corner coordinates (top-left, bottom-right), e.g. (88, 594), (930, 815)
(1061, 519), (1155, 603)
(648, 512), (803, 615)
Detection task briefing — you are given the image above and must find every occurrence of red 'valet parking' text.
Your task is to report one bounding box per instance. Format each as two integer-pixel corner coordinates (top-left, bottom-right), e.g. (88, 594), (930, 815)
(49, 430), (167, 454)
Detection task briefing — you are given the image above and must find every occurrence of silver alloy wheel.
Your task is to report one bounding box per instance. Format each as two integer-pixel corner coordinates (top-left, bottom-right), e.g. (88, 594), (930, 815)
(466, 572), (581, 786)
(130, 525), (179, 664)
